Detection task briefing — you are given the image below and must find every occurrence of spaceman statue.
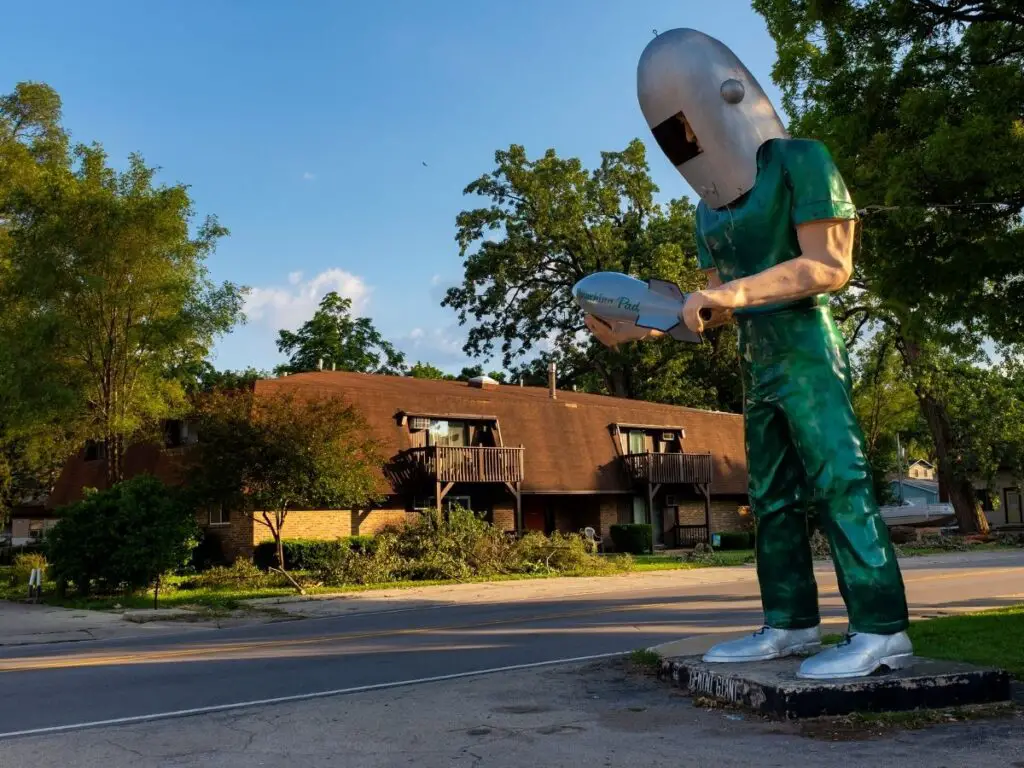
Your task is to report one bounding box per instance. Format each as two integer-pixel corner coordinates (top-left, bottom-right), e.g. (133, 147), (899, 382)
(585, 28), (913, 678)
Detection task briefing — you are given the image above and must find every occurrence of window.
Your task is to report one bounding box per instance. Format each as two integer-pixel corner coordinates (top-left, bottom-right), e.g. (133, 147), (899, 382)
(628, 431), (646, 455)
(28, 521), (44, 540)
(632, 496), (648, 525)
(208, 504), (230, 526)
(428, 420), (468, 448)
(412, 495), (472, 512)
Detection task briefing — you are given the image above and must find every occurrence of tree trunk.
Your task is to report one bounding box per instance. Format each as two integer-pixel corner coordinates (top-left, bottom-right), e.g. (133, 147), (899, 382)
(104, 432), (123, 486)
(900, 337), (990, 535)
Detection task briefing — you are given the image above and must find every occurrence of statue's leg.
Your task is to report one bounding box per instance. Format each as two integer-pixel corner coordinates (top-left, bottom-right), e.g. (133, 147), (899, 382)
(701, 377), (822, 663)
(768, 308), (912, 678)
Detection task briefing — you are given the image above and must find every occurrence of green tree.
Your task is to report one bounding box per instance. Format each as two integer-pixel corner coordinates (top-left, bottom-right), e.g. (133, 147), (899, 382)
(443, 141), (741, 411)
(188, 389), (386, 590)
(407, 361), (448, 380)
(455, 365), (507, 383)
(175, 361), (269, 394)
(276, 292), (406, 376)
(1, 82), (76, 516)
(753, 0), (1024, 532)
(2, 108), (246, 484)
(851, 330), (930, 504)
(47, 474), (199, 602)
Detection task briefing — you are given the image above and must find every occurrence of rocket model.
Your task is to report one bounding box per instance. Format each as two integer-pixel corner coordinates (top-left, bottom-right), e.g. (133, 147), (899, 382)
(572, 271), (704, 343)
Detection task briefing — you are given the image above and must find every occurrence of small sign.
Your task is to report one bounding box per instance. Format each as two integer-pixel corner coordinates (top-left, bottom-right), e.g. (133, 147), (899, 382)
(711, 534), (721, 547)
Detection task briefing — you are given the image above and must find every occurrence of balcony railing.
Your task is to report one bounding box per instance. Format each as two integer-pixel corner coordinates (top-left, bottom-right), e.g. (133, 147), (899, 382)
(406, 446), (525, 484)
(622, 452), (713, 485)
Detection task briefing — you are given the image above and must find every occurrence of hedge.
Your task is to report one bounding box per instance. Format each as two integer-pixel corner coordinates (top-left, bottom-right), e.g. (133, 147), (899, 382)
(711, 531), (755, 550)
(610, 524), (653, 555)
(252, 536), (377, 571)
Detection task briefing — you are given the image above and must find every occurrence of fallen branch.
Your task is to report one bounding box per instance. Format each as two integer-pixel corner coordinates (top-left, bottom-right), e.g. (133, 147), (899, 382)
(271, 567), (306, 595)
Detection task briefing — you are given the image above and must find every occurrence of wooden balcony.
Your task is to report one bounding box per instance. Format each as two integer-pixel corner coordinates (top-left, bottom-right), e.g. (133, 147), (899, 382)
(622, 452), (713, 485)
(406, 446), (525, 484)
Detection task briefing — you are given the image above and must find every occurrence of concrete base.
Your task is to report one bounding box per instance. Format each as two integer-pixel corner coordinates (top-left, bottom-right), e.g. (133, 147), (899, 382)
(660, 655), (1012, 719)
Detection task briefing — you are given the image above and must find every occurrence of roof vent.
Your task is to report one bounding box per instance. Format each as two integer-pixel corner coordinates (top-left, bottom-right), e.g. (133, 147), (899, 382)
(467, 375), (500, 390)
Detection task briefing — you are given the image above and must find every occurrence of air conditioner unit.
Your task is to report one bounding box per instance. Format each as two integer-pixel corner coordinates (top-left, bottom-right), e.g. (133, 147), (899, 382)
(409, 417), (431, 431)
(664, 494), (679, 507)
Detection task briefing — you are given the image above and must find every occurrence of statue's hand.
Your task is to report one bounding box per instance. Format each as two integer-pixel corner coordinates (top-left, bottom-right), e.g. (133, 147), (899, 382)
(584, 314), (658, 349)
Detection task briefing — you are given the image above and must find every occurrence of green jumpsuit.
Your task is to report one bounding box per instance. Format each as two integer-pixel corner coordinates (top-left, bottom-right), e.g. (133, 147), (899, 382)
(696, 138), (909, 635)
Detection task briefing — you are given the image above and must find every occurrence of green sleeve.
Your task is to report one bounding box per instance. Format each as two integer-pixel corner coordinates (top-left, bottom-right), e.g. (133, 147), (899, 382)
(783, 139), (858, 225)
(694, 206), (715, 271)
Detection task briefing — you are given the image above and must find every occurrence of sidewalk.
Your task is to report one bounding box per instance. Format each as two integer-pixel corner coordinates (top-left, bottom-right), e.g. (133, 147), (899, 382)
(240, 549), (1024, 620)
(0, 602), (232, 647)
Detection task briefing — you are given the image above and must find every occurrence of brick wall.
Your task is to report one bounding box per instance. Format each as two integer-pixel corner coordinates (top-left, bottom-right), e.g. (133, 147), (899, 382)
(598, 495), (628, 543)
(675, 499), (750, 533)
(204, 505), (415, 562)
(492, 501), (516, 533)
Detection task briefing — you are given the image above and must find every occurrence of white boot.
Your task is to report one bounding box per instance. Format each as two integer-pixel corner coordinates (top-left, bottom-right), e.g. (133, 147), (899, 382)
(797, 631), (914, 679)
(702, 625), (822, 663)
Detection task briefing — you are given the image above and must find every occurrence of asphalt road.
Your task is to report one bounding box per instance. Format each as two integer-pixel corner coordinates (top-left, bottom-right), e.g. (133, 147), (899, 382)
(0, 551), (1021, 739)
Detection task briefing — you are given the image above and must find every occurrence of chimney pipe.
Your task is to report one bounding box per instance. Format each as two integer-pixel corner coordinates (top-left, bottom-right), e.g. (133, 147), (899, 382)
(548, 361), (557, 399)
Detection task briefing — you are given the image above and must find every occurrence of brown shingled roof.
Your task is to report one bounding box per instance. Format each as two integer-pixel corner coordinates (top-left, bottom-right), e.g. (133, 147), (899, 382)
(48, 443), (190, 509)
(47, 371), (749, 508)
(255, 371), (748, 496)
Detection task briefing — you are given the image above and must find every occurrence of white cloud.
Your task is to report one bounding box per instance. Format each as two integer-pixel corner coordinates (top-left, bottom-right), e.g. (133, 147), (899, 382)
(244, 268), (371, 331)
(395, 324), (468, 367)
(302, 171), (316, 181)
(430, 274), (442, 286)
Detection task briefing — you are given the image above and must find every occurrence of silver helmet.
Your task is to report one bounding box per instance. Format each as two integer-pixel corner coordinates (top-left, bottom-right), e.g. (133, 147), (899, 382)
(637, 28), (788, 209)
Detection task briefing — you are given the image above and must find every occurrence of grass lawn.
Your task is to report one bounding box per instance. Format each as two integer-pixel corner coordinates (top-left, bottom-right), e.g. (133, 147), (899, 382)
(0, 549), (756, 614)
(822, 605), (1024, 678)
(1, 543), (1017, 616)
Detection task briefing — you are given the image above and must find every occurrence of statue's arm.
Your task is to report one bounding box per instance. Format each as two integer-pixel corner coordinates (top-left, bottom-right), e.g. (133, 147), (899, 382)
(700, 219), (854, 310)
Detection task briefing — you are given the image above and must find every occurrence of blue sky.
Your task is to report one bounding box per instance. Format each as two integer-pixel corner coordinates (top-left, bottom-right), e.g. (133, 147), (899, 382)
(1, 1), (785, 374)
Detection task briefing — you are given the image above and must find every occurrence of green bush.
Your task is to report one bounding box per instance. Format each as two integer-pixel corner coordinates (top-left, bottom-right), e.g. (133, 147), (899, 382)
(610, 524), (653, 555)
(183, 559), (283, 590)
(253, 536), (380, 571)
(190, 532), (227, 572)
(914, 533), (975, 552)
(313, 536), (404, 586)
(686, 542), (724, 565)
(712, 531), (755, 550)
(46, 474), (199, 596)
(515, 531), (630, 574)
(10, 552), (48, 586)
(310, 506), (627, 587)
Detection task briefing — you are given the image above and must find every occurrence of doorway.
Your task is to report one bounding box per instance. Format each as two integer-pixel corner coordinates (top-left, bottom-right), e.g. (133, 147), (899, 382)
(1005, 489), (1022, 526)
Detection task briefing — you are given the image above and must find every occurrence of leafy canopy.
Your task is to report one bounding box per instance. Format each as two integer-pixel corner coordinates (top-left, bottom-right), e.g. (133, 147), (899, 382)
(276, 291), (406, 376)
(444, 141), (740, 409)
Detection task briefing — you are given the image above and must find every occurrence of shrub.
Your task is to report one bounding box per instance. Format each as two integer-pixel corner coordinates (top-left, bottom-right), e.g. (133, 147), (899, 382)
(686, 542), (723, 565)
(253, 536), (381, 571)
(190, 532), (227, 572)
(515, 531), (628, 574)
(995, 531), (1024, 548)
(10, 552), (48, 587)
(888, 526), (918, 545)
(314, 535), (404, 586)
(183, 559), (284, 590)
(610, 524), (653, 555)
(47, 474), (199, 596)
(712, 531), (755, 550)
(810, 530), (831, 560)
(914, 533), (975, 552)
